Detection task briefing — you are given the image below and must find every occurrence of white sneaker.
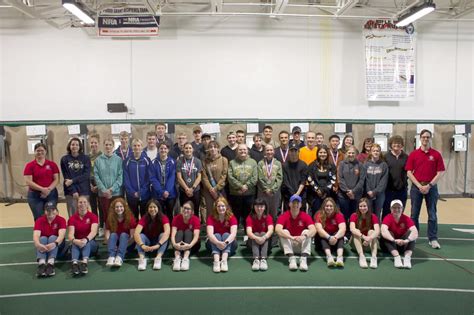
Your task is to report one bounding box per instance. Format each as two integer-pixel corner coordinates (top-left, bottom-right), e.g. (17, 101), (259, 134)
(114, 256), (123, 267)
(394, 255), (403, 268)
(153, 257), (162, 270)
(336, 256), (344, 267)
(173, 258), (181, 271)
(98, 228), (104, 238)
(359, 256), (368, 269)
(138, 258), (147, 271)
(369, 256), (378, 269)
(327, 255), (335, 267)
(220, 260), (228, 272)
(181, 258), (190, 271)
(213, 261), (221, 273)
(403, 256), (412, 269)
(252, 258), (260, 271)
(106, 256), (115, 267)
(260, 258), (268, 271)
(288, 256), (298, 270)
(299, 257), (308, 271)
(429, 240), (441, 249)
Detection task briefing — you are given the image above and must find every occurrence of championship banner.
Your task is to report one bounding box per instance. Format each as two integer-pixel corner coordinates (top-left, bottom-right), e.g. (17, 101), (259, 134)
(363, 20), (416, 101)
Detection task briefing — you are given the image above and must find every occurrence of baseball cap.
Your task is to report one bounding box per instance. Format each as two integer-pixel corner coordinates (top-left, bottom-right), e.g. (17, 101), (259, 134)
(44, 201), (57, 211)
(390, 199), (403, 208)
(289, 195), (302, 203)
(201, 133), (211, 140)
(193, 126), (202, 133)
(288, 143), (299, 151)
(292, 126), (302, 134)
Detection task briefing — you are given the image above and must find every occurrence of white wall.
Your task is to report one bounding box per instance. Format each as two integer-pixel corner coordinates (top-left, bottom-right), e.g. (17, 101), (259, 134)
(1, 16), (473, 121)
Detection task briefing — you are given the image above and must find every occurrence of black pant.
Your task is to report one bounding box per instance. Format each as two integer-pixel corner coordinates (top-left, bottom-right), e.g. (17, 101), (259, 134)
(127, 196), (149, 221)
(175, 230), (200, 254)
(229, 194), (255, 227)
(179, 189), (200, 217)
(159, 198), (177, 223)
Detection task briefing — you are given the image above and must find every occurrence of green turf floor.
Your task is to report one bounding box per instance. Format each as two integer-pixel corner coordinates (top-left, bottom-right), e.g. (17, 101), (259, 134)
(1, 224), (473, 314)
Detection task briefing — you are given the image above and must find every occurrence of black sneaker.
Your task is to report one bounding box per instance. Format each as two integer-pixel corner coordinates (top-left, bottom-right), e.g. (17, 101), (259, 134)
(79, 262), (88, 274)
(45, 263), (55, 277)
(37, 264), (47, 277)
(72, 263), (80, 275)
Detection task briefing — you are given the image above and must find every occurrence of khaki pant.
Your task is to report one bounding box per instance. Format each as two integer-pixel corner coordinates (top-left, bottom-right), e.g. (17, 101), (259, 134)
(279, 229), (312, 255)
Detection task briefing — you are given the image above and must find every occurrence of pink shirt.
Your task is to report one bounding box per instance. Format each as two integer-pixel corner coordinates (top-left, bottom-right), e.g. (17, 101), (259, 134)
(277, 211), (314, 236)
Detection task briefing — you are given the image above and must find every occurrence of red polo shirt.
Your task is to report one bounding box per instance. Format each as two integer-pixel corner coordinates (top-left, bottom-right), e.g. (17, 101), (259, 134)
(405, 147), (445, 182)
(382, 214), (414, 239)
(68, 211), (98, 239)
(349, 213), (379, 235)
(172, 214), (201, 231)
(23, 159), (59, 190)
(315, 212), (345, 235)
(106, 214), (137, 235)
(206, 215), (238, 235)
(246, 214), (273, 234)
(277, 211), (314, 236)
(138, 215), (170, 240)
(34, 215), (66, 237)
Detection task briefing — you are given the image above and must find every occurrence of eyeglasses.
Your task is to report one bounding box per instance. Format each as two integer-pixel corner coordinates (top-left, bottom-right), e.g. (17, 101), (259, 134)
(183, 207), (192, 211)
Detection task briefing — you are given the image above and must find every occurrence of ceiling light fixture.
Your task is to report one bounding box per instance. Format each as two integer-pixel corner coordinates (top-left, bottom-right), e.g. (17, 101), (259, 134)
(62, 0), (95, 25)
(396, 1), (436, 27)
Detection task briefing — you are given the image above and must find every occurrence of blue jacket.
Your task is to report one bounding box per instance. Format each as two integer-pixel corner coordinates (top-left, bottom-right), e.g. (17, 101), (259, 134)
(150, 157), (177, 200)
(123, 156), (151, 201)
(114, 146), (133, 161)
(60, 154), (91, 196)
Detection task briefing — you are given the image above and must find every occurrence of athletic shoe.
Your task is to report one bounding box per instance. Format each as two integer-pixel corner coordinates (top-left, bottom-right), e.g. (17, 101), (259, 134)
(37, 264), (47, 277)
(288, 256), (298, 270)
(429, 240), (441, 249)
(260, 259), (268, 271)
(252, 258), (260, 271)
(220, 260), (228, 272)
(359, 256), (368, 269)
(299, 257), (308, 271)
(181, 258), (190, 271)
(79, 262), (88, 274)
(394, 255), (403, 268)
(153, 257), (162, 270)
(369, 256), (378, 269)
(213, 261), (221, 273)
(45, 263), (55, 277)
(114, 256), (123, 267)
(403, 256), (412, 269)
(138, 258), (147, 271)
(106, 257), (115, 267)
(336, 256), (344, 267)
(327, 256), (336, 268)
(173, 258), (182, 271)
(71, 262), (80, 275)
(98, 228), (104, 238)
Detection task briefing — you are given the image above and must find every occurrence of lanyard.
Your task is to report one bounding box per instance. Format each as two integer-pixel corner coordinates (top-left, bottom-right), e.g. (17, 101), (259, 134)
(184, 157), (195, 178)
(265, 158), (274, 179)
(280, 148), (288, 163)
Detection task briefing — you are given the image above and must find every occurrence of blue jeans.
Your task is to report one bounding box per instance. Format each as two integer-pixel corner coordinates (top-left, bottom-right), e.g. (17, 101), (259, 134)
(206, 233), (237, 256)
(36, 235), (65, 261)
(28, 189), (58, 221)
(383, 189), (407, 219)
(410, 184), (439, 241)
(369, 192), (385, 221)
(135, 233), (168, 255)
(108, 232), (131, 259)
(71, 239), (98, 261)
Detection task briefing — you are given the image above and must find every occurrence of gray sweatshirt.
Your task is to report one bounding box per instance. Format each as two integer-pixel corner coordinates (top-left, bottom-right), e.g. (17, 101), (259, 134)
(338, 159), (366, 198)
(364, 159), (388, 197)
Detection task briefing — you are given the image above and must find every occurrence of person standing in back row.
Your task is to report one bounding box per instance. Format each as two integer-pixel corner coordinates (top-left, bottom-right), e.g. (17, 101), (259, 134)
(405, 129), (445, 249)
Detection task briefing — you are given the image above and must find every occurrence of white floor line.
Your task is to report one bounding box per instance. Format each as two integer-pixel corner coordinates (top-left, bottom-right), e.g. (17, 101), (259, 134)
(1, 285), (473, 299)
(1, 255), (473, 267)
(2, 237), (473, 246)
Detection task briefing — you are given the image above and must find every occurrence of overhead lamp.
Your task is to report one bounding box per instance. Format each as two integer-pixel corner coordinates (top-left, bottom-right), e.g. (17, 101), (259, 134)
(396, 1), (436, 27)
(62, 0), (95, 25)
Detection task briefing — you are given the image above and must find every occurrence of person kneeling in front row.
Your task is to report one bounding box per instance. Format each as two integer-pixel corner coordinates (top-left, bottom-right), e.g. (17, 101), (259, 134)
(381, 199), (418, 269)
(275, 195), (316, 271)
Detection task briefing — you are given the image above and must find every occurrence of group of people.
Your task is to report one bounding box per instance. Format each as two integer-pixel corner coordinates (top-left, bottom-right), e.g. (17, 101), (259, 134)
(25, 123), (445, 276)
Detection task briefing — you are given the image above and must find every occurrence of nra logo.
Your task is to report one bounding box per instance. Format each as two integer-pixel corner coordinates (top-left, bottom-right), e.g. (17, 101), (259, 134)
(102, 18), (118, 26)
